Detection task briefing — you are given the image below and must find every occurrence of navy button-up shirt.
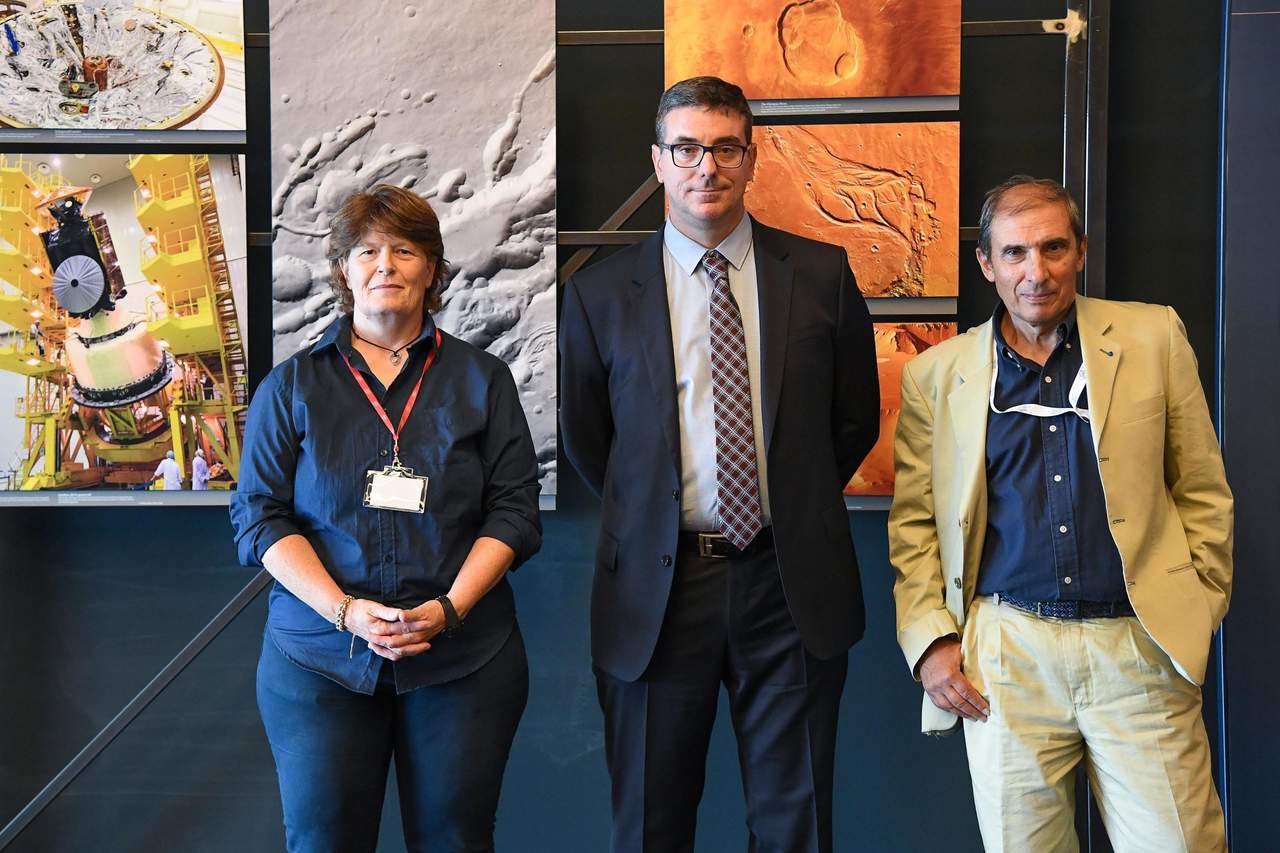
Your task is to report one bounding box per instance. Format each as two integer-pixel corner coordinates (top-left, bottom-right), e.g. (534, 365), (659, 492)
(230, 313), (541, 694)
(975, 305), (1126, 603)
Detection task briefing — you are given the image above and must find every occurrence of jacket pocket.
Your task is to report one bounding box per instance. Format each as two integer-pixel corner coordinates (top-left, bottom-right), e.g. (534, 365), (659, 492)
(1167, 561), (1195, 575)
(1113, 392), (1166, 425)
(596, 530), (619, 573)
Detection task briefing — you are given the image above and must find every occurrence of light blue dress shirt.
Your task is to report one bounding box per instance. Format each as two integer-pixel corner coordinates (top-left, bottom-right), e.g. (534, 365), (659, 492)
(662, 214), (772, 530)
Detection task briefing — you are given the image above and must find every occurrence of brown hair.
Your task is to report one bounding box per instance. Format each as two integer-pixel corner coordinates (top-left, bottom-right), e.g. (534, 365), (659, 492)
(977, 175), (1084, 257)
(656, 76), (754, 145)
(326, 184), (450, 315)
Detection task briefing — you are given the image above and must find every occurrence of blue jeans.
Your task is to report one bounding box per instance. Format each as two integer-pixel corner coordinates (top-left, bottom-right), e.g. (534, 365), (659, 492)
(256, 626), (528, 853)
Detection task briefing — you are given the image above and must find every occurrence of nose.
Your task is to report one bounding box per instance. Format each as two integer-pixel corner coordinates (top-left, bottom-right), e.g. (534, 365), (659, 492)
(1024, 250), (1048, 284)
(696, 151), (719, 179)
(376, 245), (395, 272)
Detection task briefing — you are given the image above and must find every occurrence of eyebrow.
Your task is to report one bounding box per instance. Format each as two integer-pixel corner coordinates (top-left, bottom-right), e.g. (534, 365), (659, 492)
(667, 135), (747, 145)
(999, 236), (1072, 252)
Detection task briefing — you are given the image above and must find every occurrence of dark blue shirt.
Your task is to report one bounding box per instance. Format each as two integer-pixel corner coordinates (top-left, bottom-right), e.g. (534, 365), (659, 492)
(975, 305), (1127, 603)
(229, 313), (541, 694)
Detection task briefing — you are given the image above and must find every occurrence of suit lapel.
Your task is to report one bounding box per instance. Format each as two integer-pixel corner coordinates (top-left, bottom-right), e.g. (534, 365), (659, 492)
(752, 220), (794, 453)
(949, 322), (994, 526)
(1076, 295), (1122, 451)
(631, 231), (682, 474)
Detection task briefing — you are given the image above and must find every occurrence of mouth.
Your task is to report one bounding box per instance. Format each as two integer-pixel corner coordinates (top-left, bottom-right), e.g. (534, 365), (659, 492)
(1020, 291), (1056, 303)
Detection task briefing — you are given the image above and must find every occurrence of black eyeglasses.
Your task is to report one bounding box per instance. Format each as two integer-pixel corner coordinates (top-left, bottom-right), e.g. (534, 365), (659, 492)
(657, 142), (749, 169)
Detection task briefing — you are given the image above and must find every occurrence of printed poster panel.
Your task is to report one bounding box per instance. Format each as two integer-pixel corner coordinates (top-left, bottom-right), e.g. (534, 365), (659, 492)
(747, 122), (959, 298)
(0, 153), (248, 501)
(846, 322), (957, 496)
(269, 0), (557, 494)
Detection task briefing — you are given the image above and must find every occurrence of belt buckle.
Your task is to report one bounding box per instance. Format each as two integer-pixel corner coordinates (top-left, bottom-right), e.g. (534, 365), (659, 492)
(698, 532), (727, 559)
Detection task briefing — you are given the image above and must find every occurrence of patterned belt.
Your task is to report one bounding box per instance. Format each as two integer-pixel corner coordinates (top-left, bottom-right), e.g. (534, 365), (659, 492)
(996, 593), (1135, 620)
(678, 527), (773, 559)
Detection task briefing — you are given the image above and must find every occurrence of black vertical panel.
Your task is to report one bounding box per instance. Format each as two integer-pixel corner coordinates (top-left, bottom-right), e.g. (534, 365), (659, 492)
(1220, 5), (1280, 850)
(1106, 2), (1224, 395)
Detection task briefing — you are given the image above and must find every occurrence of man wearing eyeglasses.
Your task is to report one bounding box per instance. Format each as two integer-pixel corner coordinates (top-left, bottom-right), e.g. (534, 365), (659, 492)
(560, 76), (879, 852)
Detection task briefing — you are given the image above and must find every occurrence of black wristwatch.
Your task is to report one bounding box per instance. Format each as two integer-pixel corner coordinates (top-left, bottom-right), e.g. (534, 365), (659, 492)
(435, 594), (462, 638)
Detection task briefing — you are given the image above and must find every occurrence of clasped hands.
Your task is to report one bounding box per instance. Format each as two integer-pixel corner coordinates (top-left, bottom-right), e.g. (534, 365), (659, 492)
(344, 598), (448, 661)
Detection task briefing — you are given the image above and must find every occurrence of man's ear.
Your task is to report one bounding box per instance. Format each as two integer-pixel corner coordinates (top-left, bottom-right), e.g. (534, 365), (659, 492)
(975, 246), (996, 283)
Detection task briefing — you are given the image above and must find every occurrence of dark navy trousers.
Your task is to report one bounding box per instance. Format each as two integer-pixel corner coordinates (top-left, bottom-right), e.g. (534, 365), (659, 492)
(596, 538), (849, 853)
(256, 627), (528, 853)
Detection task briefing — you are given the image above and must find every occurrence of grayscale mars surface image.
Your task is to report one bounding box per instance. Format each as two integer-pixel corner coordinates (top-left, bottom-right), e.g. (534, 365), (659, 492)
(269, 0), (557, 493)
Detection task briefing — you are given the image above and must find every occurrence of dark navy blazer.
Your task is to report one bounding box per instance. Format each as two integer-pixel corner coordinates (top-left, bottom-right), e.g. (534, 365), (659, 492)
(559, 219), (880, 680)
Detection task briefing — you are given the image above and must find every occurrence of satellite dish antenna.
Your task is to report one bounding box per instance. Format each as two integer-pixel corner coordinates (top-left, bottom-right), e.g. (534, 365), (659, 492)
(52, 254), (107, 316)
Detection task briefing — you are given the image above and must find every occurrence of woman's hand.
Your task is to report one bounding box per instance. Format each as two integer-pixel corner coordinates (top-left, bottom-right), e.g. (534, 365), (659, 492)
(346, 598), (437, 661)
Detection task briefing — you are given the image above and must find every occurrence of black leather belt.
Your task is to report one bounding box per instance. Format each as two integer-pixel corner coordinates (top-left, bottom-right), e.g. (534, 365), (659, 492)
(996, 593), (1135, 620)
(678, 527), (774, 559)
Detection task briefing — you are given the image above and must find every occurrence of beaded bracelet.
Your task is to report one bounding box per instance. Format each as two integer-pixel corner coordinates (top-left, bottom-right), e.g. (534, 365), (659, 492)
(334, 594), (355, 633)
(335, 594), (358, 658)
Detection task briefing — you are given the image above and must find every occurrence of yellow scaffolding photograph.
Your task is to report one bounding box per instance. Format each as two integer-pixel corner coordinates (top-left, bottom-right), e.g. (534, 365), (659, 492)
(0, 152), (247, 495)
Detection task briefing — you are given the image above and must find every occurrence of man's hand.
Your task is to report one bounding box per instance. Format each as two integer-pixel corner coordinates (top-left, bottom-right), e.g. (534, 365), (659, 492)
(918, 636), (990, 722)
(346, 599), (436, 661)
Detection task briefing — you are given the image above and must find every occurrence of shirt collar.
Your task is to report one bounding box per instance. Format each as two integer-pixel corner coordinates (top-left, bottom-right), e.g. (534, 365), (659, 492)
(991, 301), (1078, 360)
(308, 311), (439, 357)
(663, 213), (754, 277)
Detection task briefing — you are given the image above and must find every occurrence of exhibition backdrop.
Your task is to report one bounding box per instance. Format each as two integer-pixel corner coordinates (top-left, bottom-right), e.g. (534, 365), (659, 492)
(1, 1), (1270, 851)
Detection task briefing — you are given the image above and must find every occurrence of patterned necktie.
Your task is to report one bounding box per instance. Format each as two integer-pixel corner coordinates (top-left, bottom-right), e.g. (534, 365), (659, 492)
(704, 249), (763, 549)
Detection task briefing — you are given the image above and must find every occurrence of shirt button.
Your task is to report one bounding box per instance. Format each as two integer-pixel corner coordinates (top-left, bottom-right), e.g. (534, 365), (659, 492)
(1059, 525), (1068, 534)
(1053, 474), (1062, 482)
(380, 449), (388, 457)
(1044, 376), (1053, 384)
(953, 577), (962, 589)
(671, 489), (679, 500)
(661, 555), (672, 567)
(1049, 424), (1058, 432)
(1064, 576), (1073, 584)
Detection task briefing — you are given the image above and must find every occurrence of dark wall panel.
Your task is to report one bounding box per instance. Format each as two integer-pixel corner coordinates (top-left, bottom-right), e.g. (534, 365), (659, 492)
(1220, 7), (1280, 850)
(1, 3), (1257, 852)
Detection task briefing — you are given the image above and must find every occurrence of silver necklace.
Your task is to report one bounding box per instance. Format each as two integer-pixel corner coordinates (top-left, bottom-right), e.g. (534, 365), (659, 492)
(352, 329), (412, 365)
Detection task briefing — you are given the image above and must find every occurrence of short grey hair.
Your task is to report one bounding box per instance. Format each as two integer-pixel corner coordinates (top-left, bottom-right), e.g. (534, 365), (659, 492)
(655, 76), (753, 145)
(977, 175), (1084, 256)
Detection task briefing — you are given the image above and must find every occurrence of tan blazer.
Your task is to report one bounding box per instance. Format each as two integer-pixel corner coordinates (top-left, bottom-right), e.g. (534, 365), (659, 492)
(889, 295), (1233, 733)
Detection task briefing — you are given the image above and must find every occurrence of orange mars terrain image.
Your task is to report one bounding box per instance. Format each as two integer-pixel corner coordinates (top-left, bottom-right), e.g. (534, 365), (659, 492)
(665, 0), (960, 99)
(846, 323), (957, 496)
(746, 122), (958, 297)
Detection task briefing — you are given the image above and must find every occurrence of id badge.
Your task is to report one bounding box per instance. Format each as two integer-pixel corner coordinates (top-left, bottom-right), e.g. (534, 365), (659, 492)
(364, 465), (427, 513)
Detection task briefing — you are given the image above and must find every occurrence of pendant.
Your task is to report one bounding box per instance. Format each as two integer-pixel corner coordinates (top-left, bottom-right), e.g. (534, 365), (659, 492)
(390, 350), (402, 365)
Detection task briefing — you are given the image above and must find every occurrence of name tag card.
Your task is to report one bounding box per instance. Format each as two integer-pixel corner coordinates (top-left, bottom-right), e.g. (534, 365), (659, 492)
(364, 465), (427, 513)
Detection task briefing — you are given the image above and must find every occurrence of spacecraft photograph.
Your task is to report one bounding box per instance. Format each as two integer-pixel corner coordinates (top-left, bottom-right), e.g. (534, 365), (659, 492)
(0, 0), (245, 133)
(0, 152), (247, 501)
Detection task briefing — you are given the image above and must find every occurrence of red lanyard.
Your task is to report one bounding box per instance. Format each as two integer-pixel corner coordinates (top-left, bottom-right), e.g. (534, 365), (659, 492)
(340, 328), (442, 466)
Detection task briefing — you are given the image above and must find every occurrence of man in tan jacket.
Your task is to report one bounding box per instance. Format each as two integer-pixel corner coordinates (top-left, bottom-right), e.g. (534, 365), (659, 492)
(889, 176), (1232, 852)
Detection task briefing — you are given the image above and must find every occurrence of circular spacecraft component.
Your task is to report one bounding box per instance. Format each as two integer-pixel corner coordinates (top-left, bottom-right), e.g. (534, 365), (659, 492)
(0, 4), (225, 130)
(52, 254), (107, 315)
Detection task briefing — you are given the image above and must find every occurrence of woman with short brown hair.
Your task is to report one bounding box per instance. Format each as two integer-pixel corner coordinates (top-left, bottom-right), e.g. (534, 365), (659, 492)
(232, 184), (541, 852)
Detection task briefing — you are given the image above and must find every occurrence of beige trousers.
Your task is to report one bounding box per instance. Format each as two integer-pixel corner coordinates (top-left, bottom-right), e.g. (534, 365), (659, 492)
(960, 596), (1227, 853)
